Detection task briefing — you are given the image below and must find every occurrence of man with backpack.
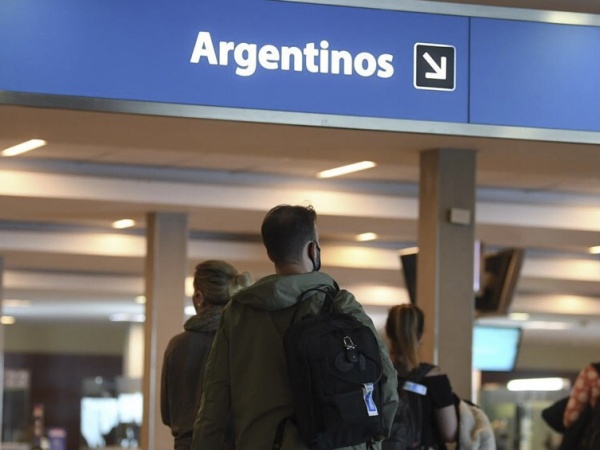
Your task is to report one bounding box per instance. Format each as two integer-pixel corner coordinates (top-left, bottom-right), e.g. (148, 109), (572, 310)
(191, 204), (399, 450)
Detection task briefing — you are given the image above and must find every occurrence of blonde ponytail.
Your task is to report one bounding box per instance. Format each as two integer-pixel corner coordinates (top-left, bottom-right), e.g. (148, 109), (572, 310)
(194, 260), (252, 305)
(385, 304), (425, 372)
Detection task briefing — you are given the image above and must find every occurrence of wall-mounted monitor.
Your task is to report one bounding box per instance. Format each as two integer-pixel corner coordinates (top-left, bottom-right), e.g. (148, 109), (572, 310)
(475, 248), (524, 317)
(399, 250), (418, 305)
(399, 245), (524, 316)
(473, 325), (522, 371)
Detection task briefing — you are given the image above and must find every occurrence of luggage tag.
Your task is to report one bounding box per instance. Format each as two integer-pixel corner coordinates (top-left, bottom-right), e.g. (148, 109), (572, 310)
(362, 382), (379, 416)
(403, 381), (427, 396)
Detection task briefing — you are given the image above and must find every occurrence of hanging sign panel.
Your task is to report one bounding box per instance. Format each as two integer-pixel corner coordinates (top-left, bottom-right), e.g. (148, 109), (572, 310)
(0, 0), (598, 132)
(0, 0), (469, 123)
(470, 18), (600, 132)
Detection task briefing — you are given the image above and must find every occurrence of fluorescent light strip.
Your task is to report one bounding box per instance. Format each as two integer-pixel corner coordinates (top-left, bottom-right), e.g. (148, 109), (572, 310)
(507, 377), (569, 392)
(524, 321), (572, 330)
(109, 313), (145, 323)
(508, 312), (530, 321)
(3, 299), (32, 308)
(590, 245), (600, 255)
(317, 161), (376, 178)
(1, 139), (47, 157)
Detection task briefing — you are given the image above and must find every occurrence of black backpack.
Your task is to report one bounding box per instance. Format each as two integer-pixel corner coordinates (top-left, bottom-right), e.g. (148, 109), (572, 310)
(383, 363), (435, 450)
(273, 285), (384, 450)
(559, 362), (600, 450)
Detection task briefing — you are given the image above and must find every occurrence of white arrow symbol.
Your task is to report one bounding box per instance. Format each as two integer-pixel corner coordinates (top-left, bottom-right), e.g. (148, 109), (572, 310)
(423, 52), (447, 80)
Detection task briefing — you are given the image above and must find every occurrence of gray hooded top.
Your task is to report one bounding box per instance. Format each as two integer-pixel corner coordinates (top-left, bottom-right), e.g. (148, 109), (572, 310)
(161, 303), (225, 450)
(191, 271), (399, 450)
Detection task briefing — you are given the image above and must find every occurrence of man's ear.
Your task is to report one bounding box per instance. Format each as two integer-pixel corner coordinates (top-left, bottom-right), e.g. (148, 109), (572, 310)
(308, 241), (317, 259)
(194, 291), (205, 310)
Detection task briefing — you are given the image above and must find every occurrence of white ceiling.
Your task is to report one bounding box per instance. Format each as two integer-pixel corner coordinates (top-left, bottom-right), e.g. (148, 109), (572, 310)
(0, 0), (599, 349)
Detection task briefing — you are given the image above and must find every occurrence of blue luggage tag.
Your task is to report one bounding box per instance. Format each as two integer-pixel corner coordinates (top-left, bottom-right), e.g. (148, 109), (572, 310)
(362, 382), (379, 416)
(403, 380), (427, 396)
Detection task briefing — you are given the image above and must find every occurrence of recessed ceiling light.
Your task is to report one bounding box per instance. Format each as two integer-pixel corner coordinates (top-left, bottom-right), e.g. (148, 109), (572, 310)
(590, 245), (600, 255)
(1, 139), (47, 157)
(112, 219), (135, 229)
(356, 232), (378, 242)
(135, 295), (146, 304)
(0, 316), (16, 325)
(317, 161), (376, 178)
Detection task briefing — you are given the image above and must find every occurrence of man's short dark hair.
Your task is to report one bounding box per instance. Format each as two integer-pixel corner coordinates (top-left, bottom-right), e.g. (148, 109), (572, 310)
(261, 204), (317, 266)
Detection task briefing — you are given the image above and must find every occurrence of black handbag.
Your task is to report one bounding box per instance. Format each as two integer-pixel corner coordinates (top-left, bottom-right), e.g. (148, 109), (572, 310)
(557, 362), (600, 450)
(558, 403), (592, 450)
(542, 397), (569, 433)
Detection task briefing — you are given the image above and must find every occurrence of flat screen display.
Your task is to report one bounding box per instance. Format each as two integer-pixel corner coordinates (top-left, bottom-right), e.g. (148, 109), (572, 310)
(473, 325), (522, 371)
(475, 248), (524, 316)
(400, 245), (523, 316)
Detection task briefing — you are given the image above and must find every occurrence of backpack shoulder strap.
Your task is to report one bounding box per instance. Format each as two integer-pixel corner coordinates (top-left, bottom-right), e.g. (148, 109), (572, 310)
(298, 283), (339, 313)
(407, 363), (435, 382)
(269, 283), (341, 337)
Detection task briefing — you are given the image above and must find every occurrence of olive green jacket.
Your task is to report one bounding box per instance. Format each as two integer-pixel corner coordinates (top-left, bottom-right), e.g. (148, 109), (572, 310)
(191, 271), (399, 450)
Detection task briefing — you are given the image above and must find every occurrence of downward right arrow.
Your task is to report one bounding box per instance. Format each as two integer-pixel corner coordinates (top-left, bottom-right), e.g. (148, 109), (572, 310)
(423, 52), (447, 80)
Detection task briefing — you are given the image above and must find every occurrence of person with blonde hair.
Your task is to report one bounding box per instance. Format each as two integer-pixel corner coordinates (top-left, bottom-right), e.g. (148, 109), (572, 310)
(161, 260), (251, 450)
(383, 304), (457, 450)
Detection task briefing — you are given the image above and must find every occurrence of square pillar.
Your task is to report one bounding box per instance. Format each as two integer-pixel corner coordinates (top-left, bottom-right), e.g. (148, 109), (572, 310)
(418, 148), (476, 399)
(141, 213), (188, 450)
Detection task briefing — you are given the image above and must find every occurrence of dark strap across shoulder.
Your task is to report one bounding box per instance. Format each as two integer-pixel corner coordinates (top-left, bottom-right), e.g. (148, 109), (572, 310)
(406, 363), (435, 383)
(268, 283), (339, 337)
(297, 284), (339, 314)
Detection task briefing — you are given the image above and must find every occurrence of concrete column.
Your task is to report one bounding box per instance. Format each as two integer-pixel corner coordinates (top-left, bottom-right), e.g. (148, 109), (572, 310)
(417, 149), (476, 399)
(141, 213), (188, 450)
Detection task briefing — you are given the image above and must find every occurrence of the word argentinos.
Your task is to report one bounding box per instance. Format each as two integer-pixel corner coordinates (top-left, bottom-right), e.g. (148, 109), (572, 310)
(190, 31), (394, 78)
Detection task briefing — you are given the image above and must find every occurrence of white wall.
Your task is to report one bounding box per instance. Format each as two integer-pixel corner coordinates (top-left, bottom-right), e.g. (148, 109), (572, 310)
(4, 322), (128, 355)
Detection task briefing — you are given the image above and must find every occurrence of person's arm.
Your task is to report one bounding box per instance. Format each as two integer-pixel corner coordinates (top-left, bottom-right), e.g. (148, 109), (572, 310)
(160, 346), (171, 427)
(426, 366), (458, 443)
(563, 364), (596, 428)
(434, 405), (458, 442)
(191, 314), (232, 450)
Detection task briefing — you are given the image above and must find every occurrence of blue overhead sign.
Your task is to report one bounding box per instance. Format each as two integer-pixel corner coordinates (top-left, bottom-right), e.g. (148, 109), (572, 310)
(0, 0), (469, 123)
(470, 18), (600, 132)
(0, 0), (598, 132)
